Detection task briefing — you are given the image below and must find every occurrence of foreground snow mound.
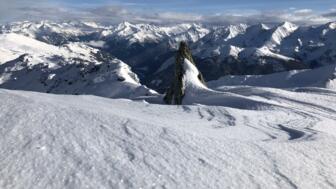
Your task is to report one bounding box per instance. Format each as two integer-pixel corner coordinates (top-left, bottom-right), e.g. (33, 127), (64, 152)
(208, 64), (336, 90)
(0, 89), (336, 189)
(0, 33), (157, 99)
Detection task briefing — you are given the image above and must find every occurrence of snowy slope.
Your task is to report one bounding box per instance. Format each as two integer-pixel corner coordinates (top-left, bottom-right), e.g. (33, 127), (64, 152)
(0, 33), (98, 64)
(208, 64), (336, 90)
(0, 33), (157, 98)
(266, 22), (299, 48)
(179, 58), (281, 108)
(1, 88), (336, 189)
(0, 48), (17, 64)
(183, 58), (209, 91)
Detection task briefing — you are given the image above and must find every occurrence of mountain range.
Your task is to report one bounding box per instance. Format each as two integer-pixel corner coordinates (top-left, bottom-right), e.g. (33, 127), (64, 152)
(1, 20), (336, 95)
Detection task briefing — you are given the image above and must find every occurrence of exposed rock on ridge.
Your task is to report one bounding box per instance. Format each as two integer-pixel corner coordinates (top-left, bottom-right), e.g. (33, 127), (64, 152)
(164, 42), (206, 104)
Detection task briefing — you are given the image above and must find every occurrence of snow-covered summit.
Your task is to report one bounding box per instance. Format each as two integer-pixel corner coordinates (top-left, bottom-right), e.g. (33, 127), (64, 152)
(101, 22), (210, 45)
(266, 22), (298, 47)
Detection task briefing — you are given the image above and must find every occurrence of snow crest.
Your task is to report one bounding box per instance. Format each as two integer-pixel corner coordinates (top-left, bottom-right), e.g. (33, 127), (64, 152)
(183, 58), (208, 91)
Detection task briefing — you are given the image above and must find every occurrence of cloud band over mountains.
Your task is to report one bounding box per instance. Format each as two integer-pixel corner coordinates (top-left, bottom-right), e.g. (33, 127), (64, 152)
(0, 0), (335, 25)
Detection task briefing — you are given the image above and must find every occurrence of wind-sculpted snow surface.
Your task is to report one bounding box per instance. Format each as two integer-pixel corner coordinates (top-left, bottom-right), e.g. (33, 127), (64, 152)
(0, 88), (336, 189)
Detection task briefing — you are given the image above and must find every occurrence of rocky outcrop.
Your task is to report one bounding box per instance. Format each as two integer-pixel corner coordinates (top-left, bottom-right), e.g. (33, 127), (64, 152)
(164, 42), (206, 104)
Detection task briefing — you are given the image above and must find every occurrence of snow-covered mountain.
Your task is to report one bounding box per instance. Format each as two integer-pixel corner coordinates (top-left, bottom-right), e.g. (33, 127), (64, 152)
(0, 32), (157, 98)
(1, 20), (336, 93)
(101, 22), (209, 45)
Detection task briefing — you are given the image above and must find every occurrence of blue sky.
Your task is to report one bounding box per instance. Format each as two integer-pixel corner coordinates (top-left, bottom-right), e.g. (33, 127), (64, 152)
(0, 0), (336, 24)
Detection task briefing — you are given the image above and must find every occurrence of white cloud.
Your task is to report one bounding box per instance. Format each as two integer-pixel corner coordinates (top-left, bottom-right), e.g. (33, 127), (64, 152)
(294, 9), (313, 14)
(0, 0), (47, 22)
(0, 2), (336, 25)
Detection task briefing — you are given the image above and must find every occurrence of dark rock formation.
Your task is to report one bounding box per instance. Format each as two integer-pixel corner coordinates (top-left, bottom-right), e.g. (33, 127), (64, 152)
(164, 42), (206, 104)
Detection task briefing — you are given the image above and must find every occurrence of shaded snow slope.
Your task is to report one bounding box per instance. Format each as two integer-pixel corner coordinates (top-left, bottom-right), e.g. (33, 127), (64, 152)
(208, 64), (336, 90)
(1, 88), (336, 188)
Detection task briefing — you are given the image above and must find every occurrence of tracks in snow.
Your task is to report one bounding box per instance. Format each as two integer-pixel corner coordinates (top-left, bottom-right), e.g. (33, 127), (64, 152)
(180, 87), (336, 143)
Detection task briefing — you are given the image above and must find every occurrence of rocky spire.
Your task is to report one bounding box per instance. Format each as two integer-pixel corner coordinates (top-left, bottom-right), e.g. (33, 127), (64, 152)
(164, 41), (206, 105)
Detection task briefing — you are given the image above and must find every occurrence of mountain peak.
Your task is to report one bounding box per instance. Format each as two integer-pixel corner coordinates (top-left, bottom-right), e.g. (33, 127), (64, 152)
(246, 23), (270, 34)
(177, 41), (194, 63)
(327, 22), (336, 30)
(122, 21), (132, 26)
(278, 21), (297, 30)
(257, 23), (270, 30)
(116, 21), (135, 30)
(265, 21), (298, 47)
